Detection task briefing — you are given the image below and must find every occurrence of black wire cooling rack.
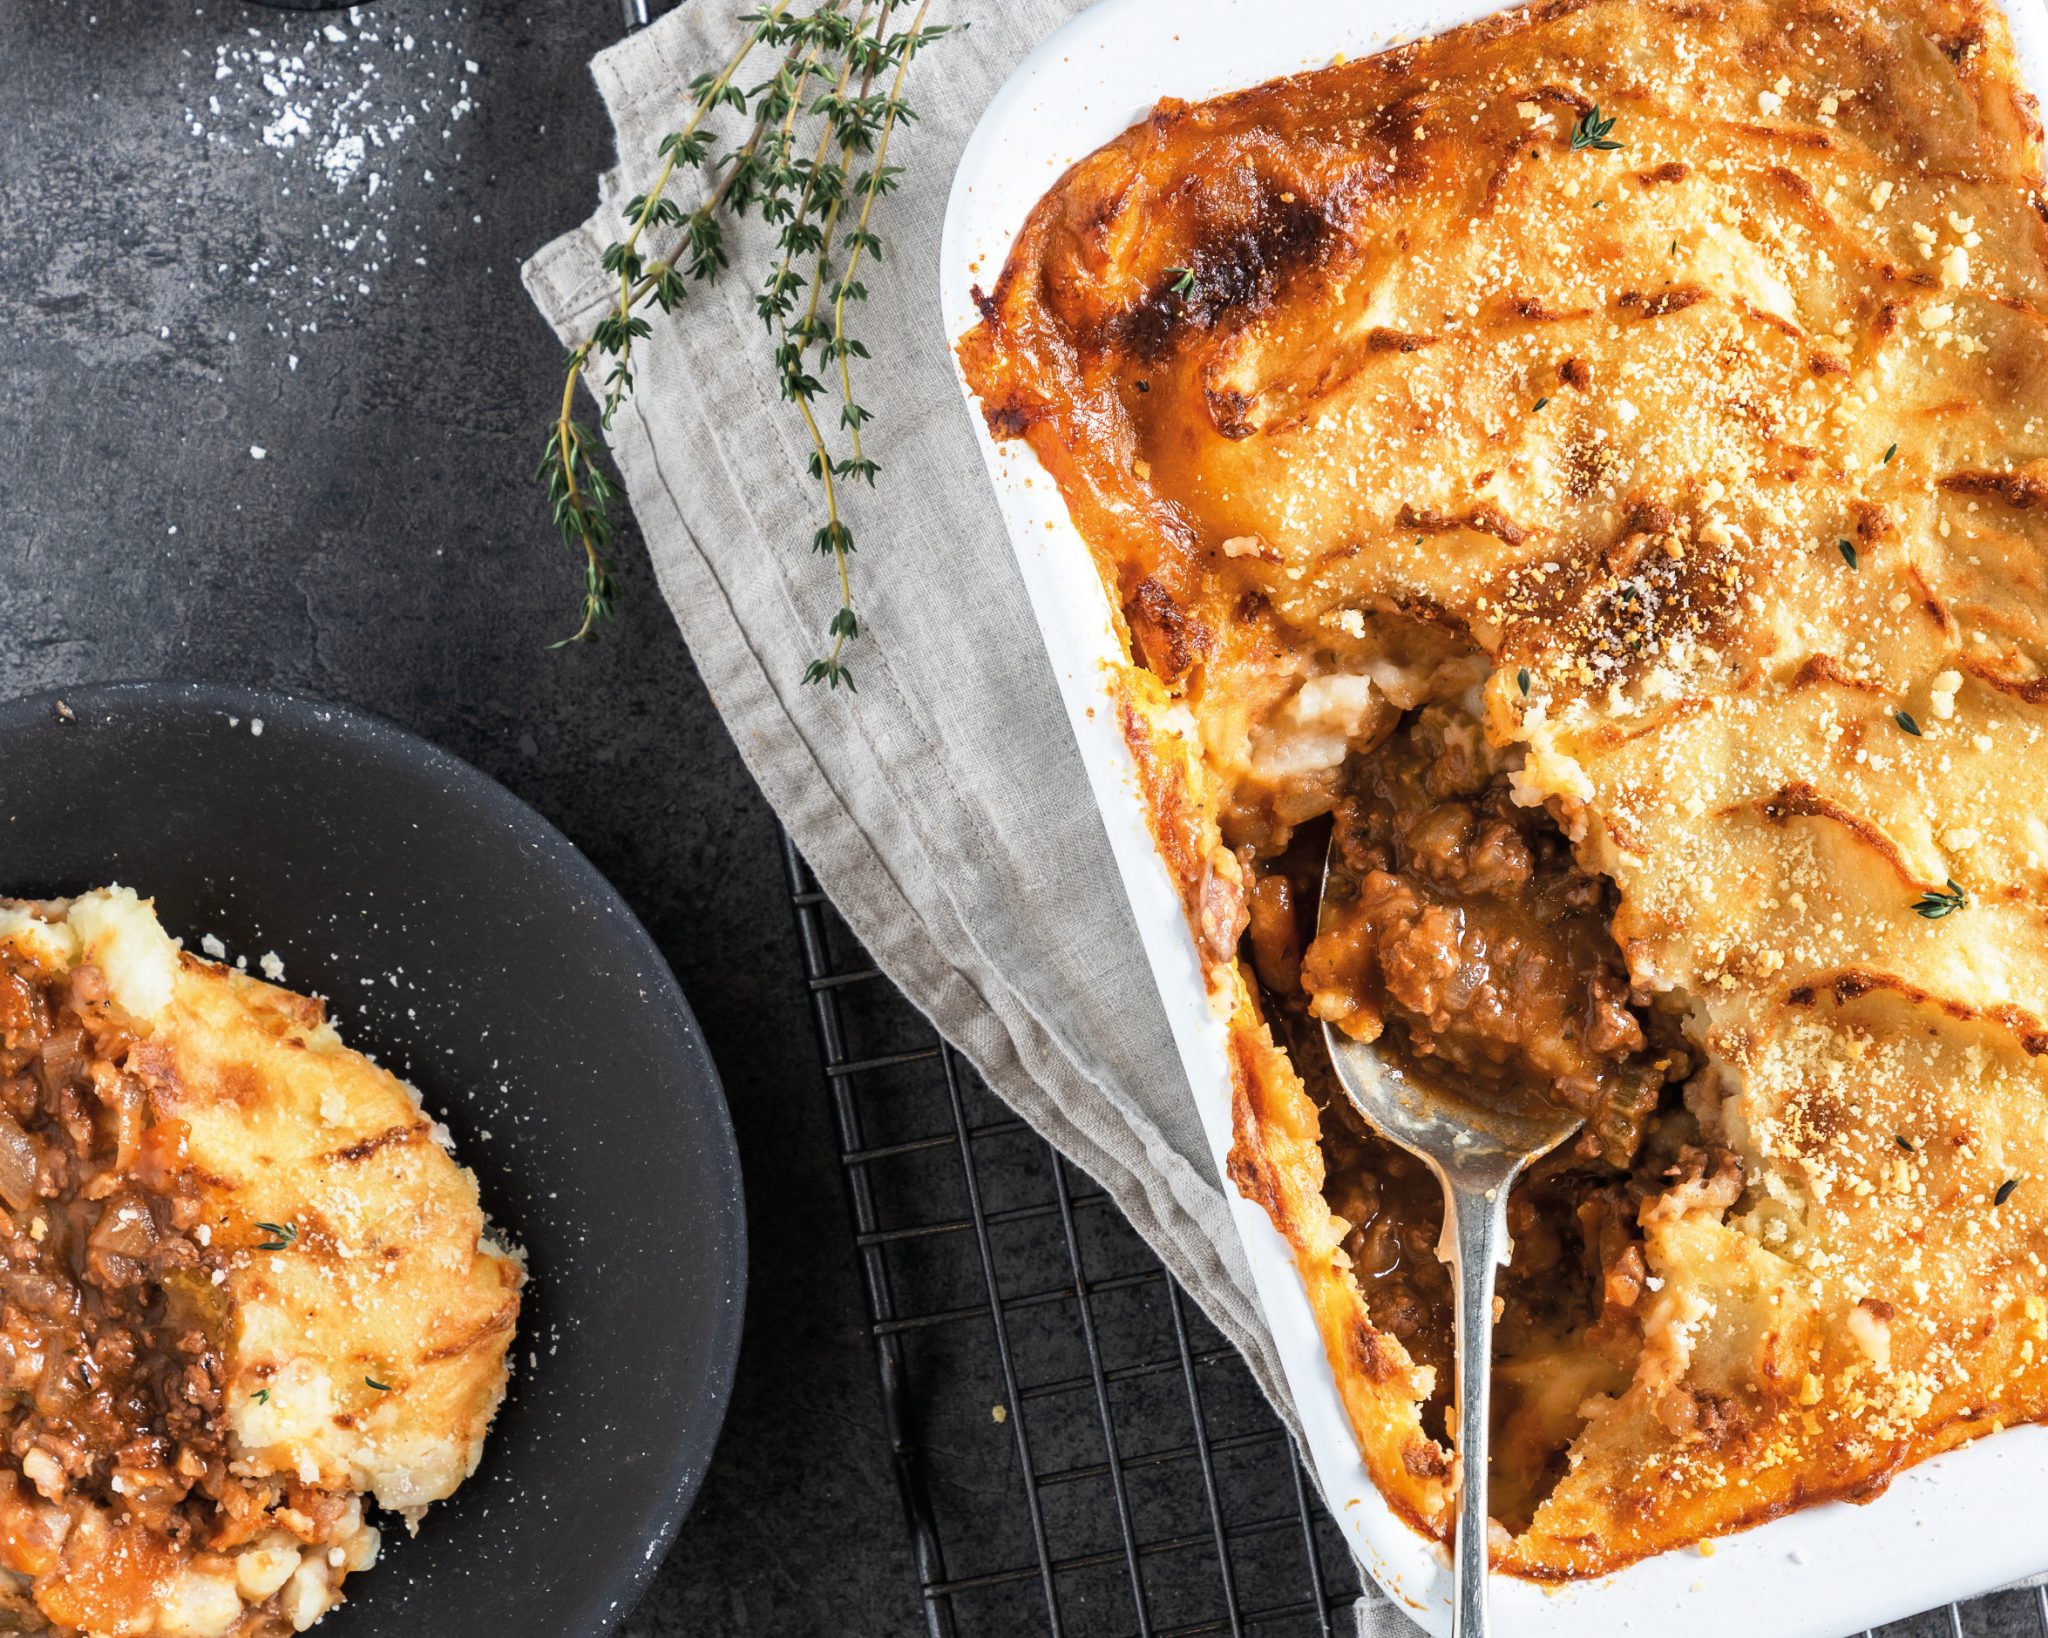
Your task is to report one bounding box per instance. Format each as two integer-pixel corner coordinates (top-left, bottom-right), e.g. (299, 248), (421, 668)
(780, 834), (1361, 1638)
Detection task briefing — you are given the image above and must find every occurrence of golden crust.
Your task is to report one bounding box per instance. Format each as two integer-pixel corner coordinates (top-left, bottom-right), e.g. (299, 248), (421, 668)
(961, 0), (2048, 1576)
(157, 956), (520, 1514)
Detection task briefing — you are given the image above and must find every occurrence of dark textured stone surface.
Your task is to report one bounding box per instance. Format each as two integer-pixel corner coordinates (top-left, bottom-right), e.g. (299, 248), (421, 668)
(0, 2), (910, 1632)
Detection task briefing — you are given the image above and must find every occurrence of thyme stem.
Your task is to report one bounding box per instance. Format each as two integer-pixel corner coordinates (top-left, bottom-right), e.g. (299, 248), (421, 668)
(556, 351), (603, 637)
(604, 4), (793, 427)
(814, 0), (931, 684)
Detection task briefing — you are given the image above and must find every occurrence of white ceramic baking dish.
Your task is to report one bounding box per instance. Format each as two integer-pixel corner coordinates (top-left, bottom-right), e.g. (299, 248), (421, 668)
(940, 2), (2048, 1631)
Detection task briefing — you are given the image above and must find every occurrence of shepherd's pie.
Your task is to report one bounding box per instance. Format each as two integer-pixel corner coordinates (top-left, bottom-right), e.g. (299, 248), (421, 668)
(960, 0), (2048, 1574)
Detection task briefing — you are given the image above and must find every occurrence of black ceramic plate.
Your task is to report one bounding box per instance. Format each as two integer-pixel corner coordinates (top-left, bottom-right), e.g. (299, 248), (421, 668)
(0, 681), (745, 1637)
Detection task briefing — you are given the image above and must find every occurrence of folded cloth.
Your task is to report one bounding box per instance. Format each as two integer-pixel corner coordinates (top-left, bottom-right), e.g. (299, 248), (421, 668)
(521, 4), (2044, 1630)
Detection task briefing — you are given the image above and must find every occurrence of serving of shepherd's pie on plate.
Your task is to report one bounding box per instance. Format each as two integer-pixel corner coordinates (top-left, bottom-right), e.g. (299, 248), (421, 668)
(0, 889), (518, 1635)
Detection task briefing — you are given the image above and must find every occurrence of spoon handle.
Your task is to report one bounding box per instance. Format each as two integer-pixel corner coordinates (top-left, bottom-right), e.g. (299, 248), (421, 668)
(1444, 1179), (1511, 1638)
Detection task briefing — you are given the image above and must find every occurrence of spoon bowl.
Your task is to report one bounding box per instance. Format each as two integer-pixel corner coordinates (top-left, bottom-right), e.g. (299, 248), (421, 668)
(1319, 1028), (1584, 1194)
(1318, 841), (1582, 1638)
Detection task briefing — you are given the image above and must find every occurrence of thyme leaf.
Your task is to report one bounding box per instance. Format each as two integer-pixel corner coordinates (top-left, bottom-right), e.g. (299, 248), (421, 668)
(255, 1222), (298, 1252)
(1894, 709), (1922, 737)
(365, 1376), (393, 1392)
(1838, 538), (1857, 568)
(1912, 879), (1967, 919)
(1569, 106), (1622, 152)
(1993, 1178), (2019, 1207)
(1165, 266), (1196, 295)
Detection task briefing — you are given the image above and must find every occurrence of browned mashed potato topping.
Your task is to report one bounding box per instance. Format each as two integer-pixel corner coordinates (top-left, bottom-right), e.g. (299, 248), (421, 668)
(960, 0), (2048, 1578)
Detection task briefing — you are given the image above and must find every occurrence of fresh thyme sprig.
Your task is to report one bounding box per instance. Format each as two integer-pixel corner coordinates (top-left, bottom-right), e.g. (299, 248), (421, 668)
(539, 2), (956, 684)
(538, 385), (622, 646)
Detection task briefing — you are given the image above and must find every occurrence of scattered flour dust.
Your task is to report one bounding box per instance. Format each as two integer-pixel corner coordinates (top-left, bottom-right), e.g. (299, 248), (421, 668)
(177, 4), (481, 319)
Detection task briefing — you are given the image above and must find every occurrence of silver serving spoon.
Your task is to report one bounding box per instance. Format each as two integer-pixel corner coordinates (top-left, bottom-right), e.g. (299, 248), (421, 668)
(1318, 845), (1583, 1638)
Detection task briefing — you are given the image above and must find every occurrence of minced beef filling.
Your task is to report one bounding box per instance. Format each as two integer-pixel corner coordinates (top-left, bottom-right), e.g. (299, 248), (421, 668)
(1244, 697), (1729, 1530)
(0, 951), (360, 1629)
(0, 955), (273, 1616)
(1299, 701), (1688, 1166)
(1306, 1070), (1727, 1530)
(0, 956), (230, 1539)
